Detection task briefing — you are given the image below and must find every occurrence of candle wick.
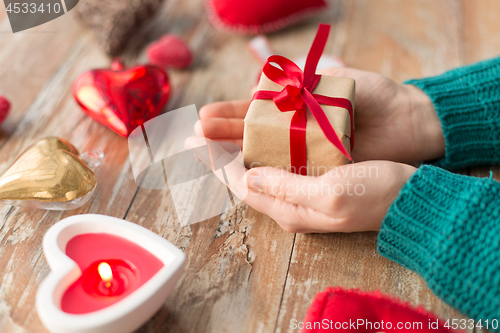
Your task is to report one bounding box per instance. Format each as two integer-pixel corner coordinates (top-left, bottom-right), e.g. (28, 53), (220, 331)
(98, 262), (113, 282)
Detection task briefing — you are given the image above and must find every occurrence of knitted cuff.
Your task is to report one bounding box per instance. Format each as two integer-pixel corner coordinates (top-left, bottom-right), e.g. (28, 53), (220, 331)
(377, 165), (500, 326)
(405, 57), (500, 170)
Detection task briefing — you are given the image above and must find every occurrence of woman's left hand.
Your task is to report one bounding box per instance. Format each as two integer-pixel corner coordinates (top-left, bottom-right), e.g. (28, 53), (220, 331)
(194, 67), (445, 165)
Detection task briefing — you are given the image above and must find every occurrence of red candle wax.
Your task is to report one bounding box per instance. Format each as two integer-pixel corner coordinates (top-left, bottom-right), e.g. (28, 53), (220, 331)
(61, 233), (164, 314)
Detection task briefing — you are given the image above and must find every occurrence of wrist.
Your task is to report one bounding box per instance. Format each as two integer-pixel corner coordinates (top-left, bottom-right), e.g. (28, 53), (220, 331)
(404, 84), (445, 162)
(377, 162), (417, 230)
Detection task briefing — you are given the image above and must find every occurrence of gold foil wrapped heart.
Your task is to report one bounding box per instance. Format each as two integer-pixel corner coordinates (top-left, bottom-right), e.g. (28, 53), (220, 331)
(0, 137), (98, 210)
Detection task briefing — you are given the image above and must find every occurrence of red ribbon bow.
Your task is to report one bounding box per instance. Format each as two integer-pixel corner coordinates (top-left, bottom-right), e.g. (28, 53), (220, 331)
(252, 24), (354, 175)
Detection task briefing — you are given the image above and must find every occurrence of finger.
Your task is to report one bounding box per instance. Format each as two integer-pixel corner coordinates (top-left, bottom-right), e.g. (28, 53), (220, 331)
(194, 118), (244, 139)
(243, 167), (330, 212)
(251, 85), (258, 96)
(185, 136), (248, 201)
(243, 190), (352, 233)
(244, 193), (312, 233)
(211, 139), (243, 150)
(199, 100), (251, 119)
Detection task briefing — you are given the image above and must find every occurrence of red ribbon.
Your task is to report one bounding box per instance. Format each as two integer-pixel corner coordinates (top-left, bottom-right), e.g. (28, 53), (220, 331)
(252, 24), (354, 176)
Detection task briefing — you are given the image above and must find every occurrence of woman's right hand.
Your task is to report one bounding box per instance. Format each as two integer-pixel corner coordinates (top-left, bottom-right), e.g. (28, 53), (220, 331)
(185, 136), (417, 234)
(195, 67), (445, 164)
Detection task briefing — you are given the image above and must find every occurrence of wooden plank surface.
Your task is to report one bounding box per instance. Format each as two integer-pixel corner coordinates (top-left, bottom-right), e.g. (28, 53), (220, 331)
(0, 1), (498, 332)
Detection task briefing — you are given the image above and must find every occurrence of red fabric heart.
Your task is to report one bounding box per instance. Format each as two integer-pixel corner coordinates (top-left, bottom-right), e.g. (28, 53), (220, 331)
(302, 288), (464, 333)
(205, 0), (327, 35)
(73, 60), (170, 137)
(0, 95), (10, 126)
(147, 34), (193, 69)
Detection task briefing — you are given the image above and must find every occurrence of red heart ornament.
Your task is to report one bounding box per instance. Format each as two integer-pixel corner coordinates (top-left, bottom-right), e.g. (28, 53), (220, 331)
(73, 60), (170, 137)
(205, 0), (327, 35)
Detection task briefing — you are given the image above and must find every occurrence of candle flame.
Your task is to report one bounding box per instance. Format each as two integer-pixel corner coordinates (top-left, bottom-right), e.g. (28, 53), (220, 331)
(98, 262), (113, 282)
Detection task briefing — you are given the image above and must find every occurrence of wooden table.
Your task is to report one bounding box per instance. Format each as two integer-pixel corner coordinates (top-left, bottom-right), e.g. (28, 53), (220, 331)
(0, 0), (499, 332)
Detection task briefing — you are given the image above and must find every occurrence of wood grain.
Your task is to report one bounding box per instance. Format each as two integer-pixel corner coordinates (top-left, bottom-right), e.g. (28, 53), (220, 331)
(461, 0), (500, 64)
(0, 0), (498, 332)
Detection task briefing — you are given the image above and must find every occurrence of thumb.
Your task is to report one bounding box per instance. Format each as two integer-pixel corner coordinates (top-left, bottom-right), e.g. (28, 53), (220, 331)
(244, 167), (329, 211)
(185, 136), (248, 201)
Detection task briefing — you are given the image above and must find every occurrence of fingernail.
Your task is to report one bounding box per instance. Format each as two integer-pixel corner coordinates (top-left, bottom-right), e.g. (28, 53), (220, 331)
(246, 172), (262, 191)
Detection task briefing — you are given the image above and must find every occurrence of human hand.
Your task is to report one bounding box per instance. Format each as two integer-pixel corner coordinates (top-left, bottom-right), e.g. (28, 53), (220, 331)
(194, 67), (445, 164)
(242, 161), (416, 233)
(185, 137), (416, 233)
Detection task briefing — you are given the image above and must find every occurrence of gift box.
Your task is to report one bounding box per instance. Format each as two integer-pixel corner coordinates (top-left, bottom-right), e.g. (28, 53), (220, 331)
(243, 24), (355, 176)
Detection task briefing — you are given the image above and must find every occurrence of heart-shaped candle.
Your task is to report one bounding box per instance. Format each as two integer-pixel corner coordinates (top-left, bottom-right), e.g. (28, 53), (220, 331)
(73, 60), (171, 137)
(0, 137), (99, 210)
(61, 233), (164, 314)
(36, 214), (186, 333)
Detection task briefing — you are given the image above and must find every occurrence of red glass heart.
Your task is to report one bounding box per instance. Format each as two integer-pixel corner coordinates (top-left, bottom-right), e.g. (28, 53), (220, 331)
(73, 60), (171, 137)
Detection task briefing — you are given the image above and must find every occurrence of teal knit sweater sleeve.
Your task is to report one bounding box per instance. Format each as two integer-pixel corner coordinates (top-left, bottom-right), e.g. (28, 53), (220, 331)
(405, 57), (500, 170)
(377, 165), (500, 330)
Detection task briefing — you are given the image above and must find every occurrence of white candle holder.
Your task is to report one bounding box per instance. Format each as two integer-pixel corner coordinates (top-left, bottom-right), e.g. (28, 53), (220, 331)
(36, 214), (186, 333)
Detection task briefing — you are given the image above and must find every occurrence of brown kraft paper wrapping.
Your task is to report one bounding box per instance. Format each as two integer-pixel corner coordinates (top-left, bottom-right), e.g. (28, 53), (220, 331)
(243, 72), (355, 176)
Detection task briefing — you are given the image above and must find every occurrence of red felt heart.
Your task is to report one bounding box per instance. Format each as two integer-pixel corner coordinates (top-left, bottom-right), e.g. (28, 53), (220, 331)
(73, 60), (170, 137)
(302, 288), (464, 333)
(205, 0), (327, 35)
